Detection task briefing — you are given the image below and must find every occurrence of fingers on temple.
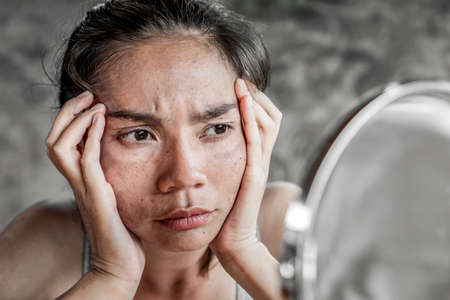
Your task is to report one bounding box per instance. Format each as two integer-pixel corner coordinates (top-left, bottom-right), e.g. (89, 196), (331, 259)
(245, 80), (283, 124)
(48, 102), (106, 193)
(236, 79), (262, 167)
(81, 111), (109, 194)
(54, 103), (105, 151)
(46, 91), (94, 147)
(252, 101), (275, 157)
(236, 79), (281, 159)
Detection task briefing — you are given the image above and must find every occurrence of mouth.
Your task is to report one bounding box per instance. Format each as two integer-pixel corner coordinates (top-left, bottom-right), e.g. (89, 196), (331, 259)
(156, 208), (215, 230)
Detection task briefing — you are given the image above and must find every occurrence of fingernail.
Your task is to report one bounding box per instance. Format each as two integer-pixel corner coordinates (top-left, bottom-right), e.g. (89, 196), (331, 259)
(238, 79), (249, 95)
(78, 91), (92, 100)
(93, 114), (98, 124)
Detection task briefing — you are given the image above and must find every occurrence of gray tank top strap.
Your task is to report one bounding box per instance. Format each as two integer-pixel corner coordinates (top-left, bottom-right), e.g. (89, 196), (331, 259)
(81, 230), (258, 299)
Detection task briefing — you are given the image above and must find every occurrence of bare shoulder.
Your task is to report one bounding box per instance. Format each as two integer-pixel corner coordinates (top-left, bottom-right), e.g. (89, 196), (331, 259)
(258, 181), (302, 260)
(0, 199), (84, 299)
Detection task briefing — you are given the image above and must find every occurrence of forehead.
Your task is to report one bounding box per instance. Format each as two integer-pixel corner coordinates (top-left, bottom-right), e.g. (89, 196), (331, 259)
(98, 38), (237, 113)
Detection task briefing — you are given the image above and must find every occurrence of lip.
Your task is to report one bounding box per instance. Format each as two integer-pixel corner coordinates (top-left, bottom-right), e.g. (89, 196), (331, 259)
(156, 208), (214, 230)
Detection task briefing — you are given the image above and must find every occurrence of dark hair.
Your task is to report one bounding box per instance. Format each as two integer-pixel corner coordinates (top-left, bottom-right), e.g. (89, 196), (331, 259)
(58, 0), (270, 107)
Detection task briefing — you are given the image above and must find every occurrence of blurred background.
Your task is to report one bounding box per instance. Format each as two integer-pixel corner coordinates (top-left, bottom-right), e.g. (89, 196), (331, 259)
(1, 0), (449, 230)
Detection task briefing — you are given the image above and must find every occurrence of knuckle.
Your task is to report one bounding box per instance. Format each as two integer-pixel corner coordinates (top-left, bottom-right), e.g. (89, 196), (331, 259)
(260, 118), (271, 129)
(46, 147), (54, 160)
(80, 155), (92, 168)
(52, 143), (66, 157)
(273, 121), (281, 133)
(275, 109), (283, 121)
(46, 146), (62, 166)
(46, 153), (56, 166)
(45, 137), (52, 149)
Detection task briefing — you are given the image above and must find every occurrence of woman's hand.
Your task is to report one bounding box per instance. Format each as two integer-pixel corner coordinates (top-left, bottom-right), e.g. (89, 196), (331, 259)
(210, 79), (282, 260)
(46, 92), (145, 297)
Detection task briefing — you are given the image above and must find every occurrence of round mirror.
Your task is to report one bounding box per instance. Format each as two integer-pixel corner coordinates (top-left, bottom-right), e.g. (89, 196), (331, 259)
(281, 81), (450, 300)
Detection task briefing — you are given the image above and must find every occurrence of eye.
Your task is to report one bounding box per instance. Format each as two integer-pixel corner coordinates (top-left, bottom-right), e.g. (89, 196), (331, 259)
(119, 129), (155, 144)
(202, 124), (233, 139)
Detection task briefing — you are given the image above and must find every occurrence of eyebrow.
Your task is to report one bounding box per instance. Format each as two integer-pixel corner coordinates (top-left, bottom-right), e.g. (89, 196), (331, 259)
(106, 103), (237, 125)
(106, 110), (163, 125)
(191, 103), (237, 122)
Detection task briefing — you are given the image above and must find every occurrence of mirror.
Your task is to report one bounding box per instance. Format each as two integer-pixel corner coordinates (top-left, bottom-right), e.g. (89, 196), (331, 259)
(281, 81), (450, 300)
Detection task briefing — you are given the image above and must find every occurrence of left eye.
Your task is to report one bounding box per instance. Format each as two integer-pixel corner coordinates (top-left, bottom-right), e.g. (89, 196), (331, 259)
(203, 124), (231, 137)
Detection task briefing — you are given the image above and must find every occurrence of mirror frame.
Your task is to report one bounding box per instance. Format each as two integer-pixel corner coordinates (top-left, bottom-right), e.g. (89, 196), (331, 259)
(280, 80), (450, 300)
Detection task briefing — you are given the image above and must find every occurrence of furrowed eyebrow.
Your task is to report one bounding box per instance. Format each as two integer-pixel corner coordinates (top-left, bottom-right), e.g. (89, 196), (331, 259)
(106, 103), (237, 125)
(106, 110), (163, 125)
(191, 103), (237, 122)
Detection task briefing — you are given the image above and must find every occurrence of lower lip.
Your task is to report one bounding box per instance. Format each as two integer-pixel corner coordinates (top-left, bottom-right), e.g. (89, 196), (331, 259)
(159, 212), (213, 230)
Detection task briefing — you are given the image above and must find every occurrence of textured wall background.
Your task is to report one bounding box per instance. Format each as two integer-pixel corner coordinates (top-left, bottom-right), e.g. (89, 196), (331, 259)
(1, 0), (449, 229)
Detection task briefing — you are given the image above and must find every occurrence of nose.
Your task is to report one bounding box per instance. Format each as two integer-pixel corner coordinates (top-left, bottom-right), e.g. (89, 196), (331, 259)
(157, 139), (207, 193)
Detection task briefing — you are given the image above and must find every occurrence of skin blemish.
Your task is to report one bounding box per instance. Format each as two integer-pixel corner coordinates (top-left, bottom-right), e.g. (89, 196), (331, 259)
(97, 39), (247, 252)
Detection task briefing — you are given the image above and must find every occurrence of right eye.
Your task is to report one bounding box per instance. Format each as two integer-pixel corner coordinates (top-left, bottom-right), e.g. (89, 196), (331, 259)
(119, 129), (155, 144)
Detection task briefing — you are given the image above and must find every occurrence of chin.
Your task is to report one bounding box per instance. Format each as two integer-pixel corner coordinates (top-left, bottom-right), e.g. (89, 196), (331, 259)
(162, 231), (215, 252)
(150, 220), (223, 252)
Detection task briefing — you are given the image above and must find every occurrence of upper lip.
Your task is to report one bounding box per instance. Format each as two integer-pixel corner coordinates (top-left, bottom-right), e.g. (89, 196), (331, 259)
(157, 208), (213, 220)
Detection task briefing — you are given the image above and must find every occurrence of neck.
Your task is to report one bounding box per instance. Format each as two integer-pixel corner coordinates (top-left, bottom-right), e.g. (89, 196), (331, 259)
(136, 244), (219, 298)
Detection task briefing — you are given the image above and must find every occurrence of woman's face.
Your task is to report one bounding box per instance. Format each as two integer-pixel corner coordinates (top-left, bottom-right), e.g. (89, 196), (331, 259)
(98, 38), (246, 252)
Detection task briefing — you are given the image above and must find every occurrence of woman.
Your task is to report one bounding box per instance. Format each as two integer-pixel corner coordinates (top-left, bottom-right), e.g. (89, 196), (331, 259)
(0, 0), (301, 299)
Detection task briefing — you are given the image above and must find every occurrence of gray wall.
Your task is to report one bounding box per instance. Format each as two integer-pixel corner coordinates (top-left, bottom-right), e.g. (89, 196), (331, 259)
(1, 0), (449, 229)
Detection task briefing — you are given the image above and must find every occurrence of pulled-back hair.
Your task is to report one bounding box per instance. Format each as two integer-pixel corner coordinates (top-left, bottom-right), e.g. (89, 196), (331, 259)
(58, 0), (270, 107)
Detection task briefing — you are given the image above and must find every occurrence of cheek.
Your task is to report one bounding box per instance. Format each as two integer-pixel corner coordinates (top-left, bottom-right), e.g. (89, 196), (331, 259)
(100, 143), (155, 193)
(99, 142), (157, 227)
(213, 142), (246, 178)
(207, 132), (247, 208)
